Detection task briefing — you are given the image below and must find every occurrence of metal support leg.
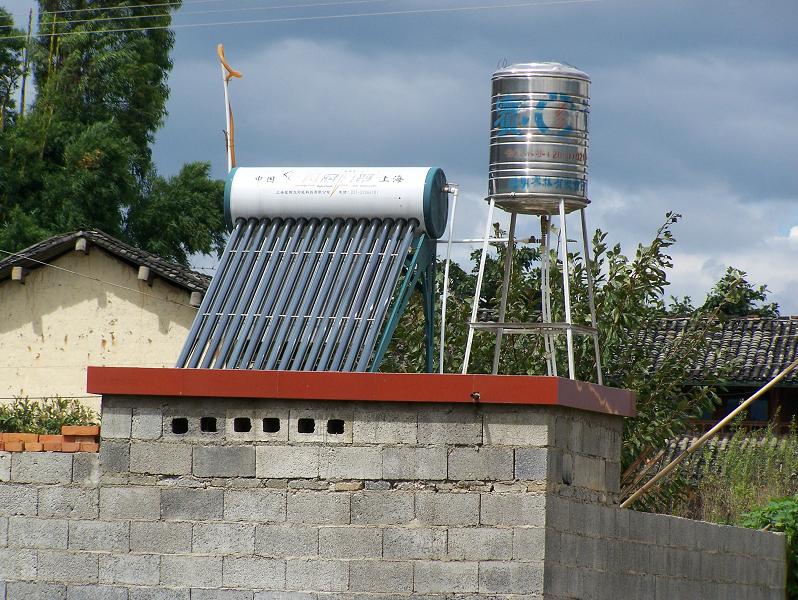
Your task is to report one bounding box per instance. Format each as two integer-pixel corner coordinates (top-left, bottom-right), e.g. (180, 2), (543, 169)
(540, 216), (557, 376)
(559, 200), (575, 379)
(492, 212), (516, 374)
(422, 259), (436, 374)
(580, 209), (603, 385)
(439, 186), (458, 373)
(462, 198), (495, 374)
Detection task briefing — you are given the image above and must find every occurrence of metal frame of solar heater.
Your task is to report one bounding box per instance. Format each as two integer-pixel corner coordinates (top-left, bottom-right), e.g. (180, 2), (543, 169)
(176, 218), (438, 373)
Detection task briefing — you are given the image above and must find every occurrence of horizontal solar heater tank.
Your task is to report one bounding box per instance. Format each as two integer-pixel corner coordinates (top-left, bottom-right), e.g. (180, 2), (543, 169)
(177, 166), (448, 372)
(225, 166), (449, 239)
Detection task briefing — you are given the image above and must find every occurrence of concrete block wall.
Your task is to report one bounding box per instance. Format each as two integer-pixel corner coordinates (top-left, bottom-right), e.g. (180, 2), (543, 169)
(0, 394), (786, 598)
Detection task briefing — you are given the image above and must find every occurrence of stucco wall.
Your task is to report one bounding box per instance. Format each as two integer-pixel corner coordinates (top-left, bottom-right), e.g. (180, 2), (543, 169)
(0, 249), (197, 411)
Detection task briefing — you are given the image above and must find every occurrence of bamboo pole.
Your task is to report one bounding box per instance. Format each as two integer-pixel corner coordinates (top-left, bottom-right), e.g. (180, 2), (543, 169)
(620, 355), (798, 509)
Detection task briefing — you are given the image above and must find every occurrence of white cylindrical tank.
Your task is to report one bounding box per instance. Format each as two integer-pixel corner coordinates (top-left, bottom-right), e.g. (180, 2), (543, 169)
(225, 166), (448, 238)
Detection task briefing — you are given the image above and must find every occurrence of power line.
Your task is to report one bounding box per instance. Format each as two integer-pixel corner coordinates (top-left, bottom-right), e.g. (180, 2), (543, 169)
(2, 0), (601, 40)
(38, 0), (220, 18)
(1, 0), (404, 30)
(0, 247), (199, 308)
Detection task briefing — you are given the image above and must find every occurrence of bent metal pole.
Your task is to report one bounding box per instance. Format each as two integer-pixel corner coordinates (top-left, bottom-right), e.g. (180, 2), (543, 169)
(217, 44), (242, 172)
(621, 355), (798, 509)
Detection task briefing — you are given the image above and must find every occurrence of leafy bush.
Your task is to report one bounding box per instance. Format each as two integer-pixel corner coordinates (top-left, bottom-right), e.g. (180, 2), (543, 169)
(741, 496), (798, 598)
(0, 397), (98, 435)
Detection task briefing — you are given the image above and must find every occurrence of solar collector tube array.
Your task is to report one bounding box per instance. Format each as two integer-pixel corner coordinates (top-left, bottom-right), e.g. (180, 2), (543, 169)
(176, 216), (418, 372)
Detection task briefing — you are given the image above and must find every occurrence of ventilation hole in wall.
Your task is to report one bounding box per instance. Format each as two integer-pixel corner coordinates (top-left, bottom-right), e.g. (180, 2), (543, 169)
(233, 417), (252, 433)
(200, 417), (217, 433)
(297, 418), (315, 434)
(171, 418), (188, 435)
(263, 418), (281, 433)
(327, 419), (345, 435)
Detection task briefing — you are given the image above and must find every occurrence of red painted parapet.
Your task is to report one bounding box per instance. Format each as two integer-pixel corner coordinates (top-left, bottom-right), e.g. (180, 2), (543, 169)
(87, 367), (635, 417)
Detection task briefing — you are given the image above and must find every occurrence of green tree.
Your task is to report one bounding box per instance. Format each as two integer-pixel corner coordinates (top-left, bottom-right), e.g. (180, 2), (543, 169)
(0, 8), (23, 130)
(702, 266), (779, 317)
(0, 1), (226, 265)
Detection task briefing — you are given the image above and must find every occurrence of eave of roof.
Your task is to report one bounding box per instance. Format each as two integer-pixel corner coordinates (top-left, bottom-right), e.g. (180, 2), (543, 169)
(0, 230), (211, 293)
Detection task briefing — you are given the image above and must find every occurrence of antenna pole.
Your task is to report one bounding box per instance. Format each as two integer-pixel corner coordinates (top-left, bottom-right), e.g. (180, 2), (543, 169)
(439, 184), (458, 373)
(217, 44), (242, 172)
(19, 9), (33, 118)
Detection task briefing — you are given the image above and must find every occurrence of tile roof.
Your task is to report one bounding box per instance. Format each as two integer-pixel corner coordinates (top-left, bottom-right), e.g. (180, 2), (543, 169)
(0, 230), (211, 293)
(641, 317), (798, 385)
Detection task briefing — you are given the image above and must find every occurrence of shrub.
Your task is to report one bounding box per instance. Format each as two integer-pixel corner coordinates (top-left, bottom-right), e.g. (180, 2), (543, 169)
(0, 397), (98, 434)
(741, 496), (798, 598)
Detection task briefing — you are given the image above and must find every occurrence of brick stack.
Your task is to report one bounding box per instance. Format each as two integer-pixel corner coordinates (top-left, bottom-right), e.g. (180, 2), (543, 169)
(0, 425), (99, 453)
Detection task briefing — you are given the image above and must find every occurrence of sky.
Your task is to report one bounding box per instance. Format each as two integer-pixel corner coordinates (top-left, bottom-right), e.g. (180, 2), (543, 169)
(7, 0), (798, 312)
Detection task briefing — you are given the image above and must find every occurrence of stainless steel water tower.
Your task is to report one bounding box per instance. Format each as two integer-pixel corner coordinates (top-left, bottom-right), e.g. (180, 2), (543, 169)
(461, 62), (602, 381)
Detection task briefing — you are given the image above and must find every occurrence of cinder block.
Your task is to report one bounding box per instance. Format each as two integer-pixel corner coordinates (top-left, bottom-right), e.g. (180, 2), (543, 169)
(101, 405), (132, 439)
(223, 556), (285, 589)
(99, 440), (130, 474)
(256, 524), (318, 558)
(224, 489), (286, 523)
(448, 527), (512, 560)
(478, 560), (544, 594)
(100, 553), (160, 585)
(254, 593), (315, 600)
(515, 447), (554, 480)
(161, 488), (222, 521)
(319, 446), (381, 480)
(6, 582), (66, 600)
(381, 447), (447, 480)
(416, 492), (480, 526)
(351, 492), (414, 525)
(129, 442), (191, 476)
(288, 408), (354, 444)
(256, 446), (319, 479)
(40, 487), (99, 519)
(0, 483), (38, 516)
(72, 453), (100, 486)
(160, 555), (223, 588)
(287, 491), (349, 524)
(226, 409), (259, 442)
(483, 408), (550, 446)
(480, 493), (546, 526)
(11, 452), (72, 483)
(448, 447), (514, 481)
(573, 454), (606, 490)
(352, 406), (417, 444)
(191, 590), (255, 600)
(319, 526), (381, 558)
(417, 407), (482, 445)
(254, 407), (290, 443)
(132, 406), (163, 440)
(413, 560), (479, 593)
(513, 527), (545, 561)
(349, 560), (413, 593)
(9, 516), (68, 549)
(130, 521), (192, 554)
(66, 584), (128, 600)
(286, 558), (348, 592)
(0, 452), (10, 481)
(605, 461), (621, 493)
(193, 445), (256, 478)
(69, 520), (129, 552)
(382, 527), (446, 559)
(100, 487), (160, 520)
(38, 550), (99, 584)
(193, 522), (255, 554)
(0, 517), (7, 546)
(129, 589), (190, 600)
(0, 548), (37, 580)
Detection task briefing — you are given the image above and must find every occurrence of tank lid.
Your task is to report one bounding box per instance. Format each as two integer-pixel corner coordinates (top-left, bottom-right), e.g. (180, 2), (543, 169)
(493, 62), (590, 82)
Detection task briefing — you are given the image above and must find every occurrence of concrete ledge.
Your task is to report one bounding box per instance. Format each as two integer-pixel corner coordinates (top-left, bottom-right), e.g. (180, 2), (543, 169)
(87, 368), (636, 417)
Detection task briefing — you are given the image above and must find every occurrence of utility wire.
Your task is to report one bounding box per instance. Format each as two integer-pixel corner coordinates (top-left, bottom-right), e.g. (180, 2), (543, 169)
(0, 247), (200, 308)
(1, 0), (404, 30)
(2, 0), (600, 40)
